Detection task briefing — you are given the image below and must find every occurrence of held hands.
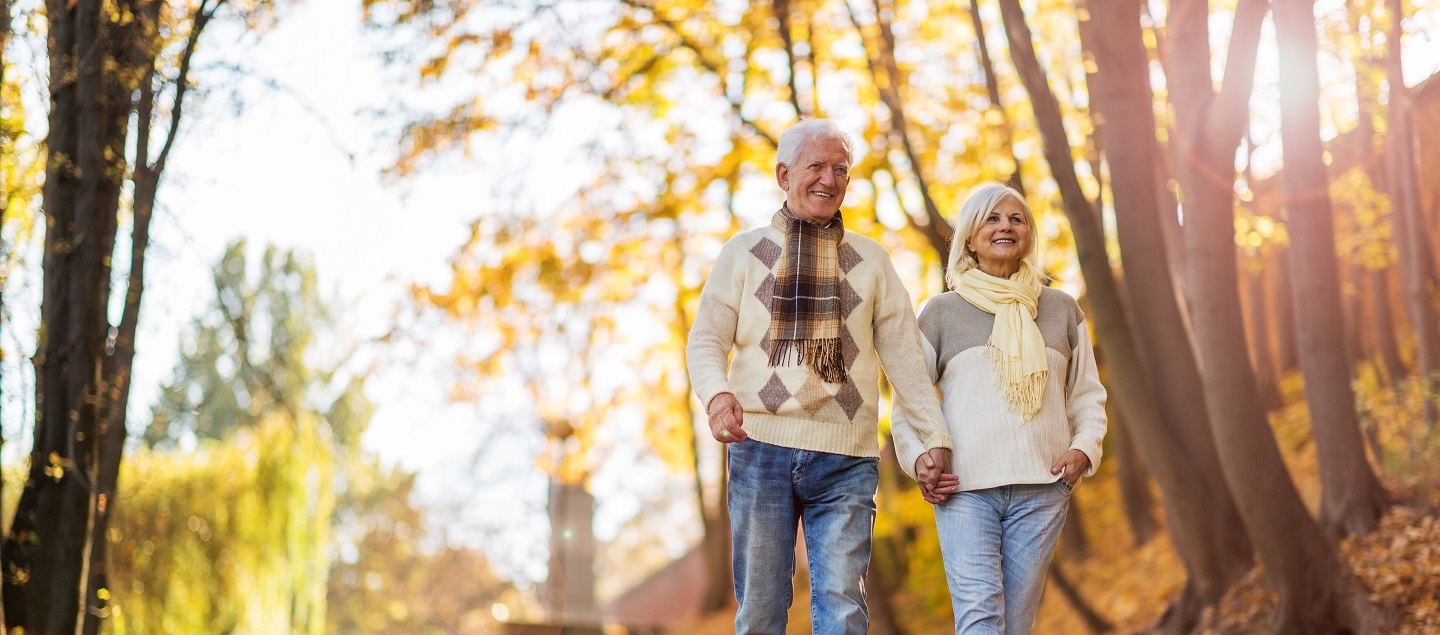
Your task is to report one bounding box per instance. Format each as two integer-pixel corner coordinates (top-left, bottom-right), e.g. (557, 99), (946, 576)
(707, 393), (747, 444)
(1051, 449), (1091, 486)
(915, 447), (958, 504)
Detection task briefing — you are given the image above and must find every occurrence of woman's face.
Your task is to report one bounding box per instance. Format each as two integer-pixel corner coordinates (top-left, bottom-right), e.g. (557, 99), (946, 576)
(967, 196), (1032, 273)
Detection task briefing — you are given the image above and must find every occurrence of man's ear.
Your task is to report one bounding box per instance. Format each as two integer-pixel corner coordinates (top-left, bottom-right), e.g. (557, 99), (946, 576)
(775, 163), (789, 190)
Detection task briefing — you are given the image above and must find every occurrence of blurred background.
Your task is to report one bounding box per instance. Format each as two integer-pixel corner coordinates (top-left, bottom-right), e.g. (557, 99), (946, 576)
(0, 0), (1439, 633)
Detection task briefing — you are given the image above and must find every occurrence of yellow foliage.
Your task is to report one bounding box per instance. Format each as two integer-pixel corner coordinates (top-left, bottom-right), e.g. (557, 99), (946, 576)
(1331, 168), (1397, 271)
(106, 413), (335, 635)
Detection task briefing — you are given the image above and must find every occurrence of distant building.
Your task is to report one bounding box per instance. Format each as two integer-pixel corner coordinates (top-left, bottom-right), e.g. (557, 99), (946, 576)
(501, 481), (712, 635)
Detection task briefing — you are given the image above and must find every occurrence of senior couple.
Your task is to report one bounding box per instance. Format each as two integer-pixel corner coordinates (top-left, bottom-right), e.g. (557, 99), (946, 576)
(686, 118), (1108, 635)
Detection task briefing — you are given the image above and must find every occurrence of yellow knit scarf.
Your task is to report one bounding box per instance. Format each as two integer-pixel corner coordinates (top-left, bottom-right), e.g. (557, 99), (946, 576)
(955, 265), (1047, 420)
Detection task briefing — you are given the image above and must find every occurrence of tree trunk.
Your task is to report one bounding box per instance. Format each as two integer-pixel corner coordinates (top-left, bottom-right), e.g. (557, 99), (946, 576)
(1273, 0), (1389, 539)
(967, 0), (1023, 192)
(1386, 0), (1440, 427)
(0, 2), (10, 624)
(1048, 562), (1113, 633)
(3, 1), (198, 631)
(1111, 410), (1159, 546)
(1009, 2), (1255, 630)
(1058, 495), (1089, 560)
(1243, 261), (1283, 410)
(845, 0), (953, 258)
(1167, 0), (1381, 630)
(773, 0), (807, 119)
(866, 432), (910, 635)
(3, 1), (102, 630)
(1369, 268), (1407, 385)
(1271, 248), (1301, 375)
(1342, 263), (1367, 370)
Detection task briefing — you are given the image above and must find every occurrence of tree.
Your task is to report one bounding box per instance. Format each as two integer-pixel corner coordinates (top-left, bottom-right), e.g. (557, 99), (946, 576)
(1273, 0), (1389, 539)
(327, 460), (506, 633)
(144, 241), (343, 447)
(1000, 1), (1255, 628)
(1384, 0), (1440, 427)
(0, 0), (282, 630)
(1167, 0), (1381, 630)
(108, 413), (335, 634)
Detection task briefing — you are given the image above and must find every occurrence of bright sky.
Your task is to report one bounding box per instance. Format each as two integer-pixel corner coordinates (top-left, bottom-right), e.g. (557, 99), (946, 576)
(147, 1), (571, 583)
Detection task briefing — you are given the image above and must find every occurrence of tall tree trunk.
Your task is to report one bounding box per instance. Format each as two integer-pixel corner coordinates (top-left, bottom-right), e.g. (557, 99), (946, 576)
(1167, 0), (1381, 630)
(1369, 268), (1407, 385)
(773, 0), (807, 119)
(1349, 57), (1410, 388)
(2, 1), (206, 631)
(1386, 0), (1440, 427)
(1341, 264), (1367, 369)
(1243, 259), (1283, 409)
(1007, 2), (1255, 630)
(1271, 245), (1301, 374)
(966, 0), (1023, 192)
(866, 431), (910, 635)
(1239, 137), (1284, 409)
(0, 5), (11, 626)
(845, 0), (952, 258)
(1274, 0), (1389, 539)
(675, 267), (732, 614)
(4, 0), (134, 628)
(1110, 411), (1159, 545)
(1048, 563), (1113, 634)
(2, 1), (101, 630)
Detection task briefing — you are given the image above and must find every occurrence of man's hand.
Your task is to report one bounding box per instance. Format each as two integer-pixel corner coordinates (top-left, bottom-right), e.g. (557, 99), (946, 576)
(707, 393), (747, 444)
(1051, 449), (1091, 486)
(915, 447), (958, 504)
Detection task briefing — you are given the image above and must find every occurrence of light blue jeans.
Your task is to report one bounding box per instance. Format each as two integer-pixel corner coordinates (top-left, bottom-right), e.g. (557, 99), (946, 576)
(934, 480), (1072, 635)
(728, 439), (880, 635)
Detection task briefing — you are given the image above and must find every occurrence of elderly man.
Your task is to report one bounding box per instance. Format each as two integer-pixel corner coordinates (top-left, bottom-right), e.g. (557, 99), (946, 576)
(686, 118), (956, 634)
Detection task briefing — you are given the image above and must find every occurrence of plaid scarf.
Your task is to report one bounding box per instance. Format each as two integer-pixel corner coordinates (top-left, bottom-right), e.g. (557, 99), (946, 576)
(768, 205), (847, 383)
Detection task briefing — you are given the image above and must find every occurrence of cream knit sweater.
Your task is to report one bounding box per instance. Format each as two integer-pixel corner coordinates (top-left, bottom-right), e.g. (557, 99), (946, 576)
(686, 224), (953, 458)
(893, 288), (1108, 490)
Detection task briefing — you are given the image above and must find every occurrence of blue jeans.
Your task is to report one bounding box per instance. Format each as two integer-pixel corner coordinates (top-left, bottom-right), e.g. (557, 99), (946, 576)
(934, 481), (1072, 635)
(728, 439), (880, 635)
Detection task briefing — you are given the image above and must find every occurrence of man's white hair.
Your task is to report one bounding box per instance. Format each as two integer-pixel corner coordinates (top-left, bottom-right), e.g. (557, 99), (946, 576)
(776, 119), (854, 167)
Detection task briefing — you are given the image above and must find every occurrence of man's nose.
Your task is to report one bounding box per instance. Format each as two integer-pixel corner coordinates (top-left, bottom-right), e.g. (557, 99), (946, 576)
(819, 168), (836, 186)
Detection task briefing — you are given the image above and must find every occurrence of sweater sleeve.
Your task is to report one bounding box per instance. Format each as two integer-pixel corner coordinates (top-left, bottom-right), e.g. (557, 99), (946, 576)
(890, 304), (943, 480)
(686, 239), (745, 410)
(876, 263), (953, 480)
(1065, 317), (1108, 476)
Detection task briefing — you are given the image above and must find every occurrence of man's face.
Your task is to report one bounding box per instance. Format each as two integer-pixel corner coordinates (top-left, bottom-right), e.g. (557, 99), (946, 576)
(776, 136), (850, 224)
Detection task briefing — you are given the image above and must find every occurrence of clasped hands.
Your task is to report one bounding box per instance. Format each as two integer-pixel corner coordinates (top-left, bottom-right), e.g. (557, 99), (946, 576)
(916, 448), (1090, 504)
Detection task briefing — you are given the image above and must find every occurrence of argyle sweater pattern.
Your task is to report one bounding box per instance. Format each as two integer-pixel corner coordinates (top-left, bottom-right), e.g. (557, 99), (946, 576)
(686, 224), (952, 458)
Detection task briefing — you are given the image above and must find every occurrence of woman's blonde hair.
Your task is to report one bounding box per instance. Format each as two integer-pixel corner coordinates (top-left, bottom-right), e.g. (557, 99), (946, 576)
(944, 183), (1042, 290)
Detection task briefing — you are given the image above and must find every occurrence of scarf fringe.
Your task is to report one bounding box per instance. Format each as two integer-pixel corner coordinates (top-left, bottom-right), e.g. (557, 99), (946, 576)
(984, 344), (1046, 421)
(770, 337), (847, 383)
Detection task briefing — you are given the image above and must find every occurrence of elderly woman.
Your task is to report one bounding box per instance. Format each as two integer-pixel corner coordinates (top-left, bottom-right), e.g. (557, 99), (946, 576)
(893, 183), (1107, 634)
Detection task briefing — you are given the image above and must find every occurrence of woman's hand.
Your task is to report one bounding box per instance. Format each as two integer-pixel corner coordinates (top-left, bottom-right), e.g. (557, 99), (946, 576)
(1050, 449), (1091, 486)
(916, 448), (959, 503)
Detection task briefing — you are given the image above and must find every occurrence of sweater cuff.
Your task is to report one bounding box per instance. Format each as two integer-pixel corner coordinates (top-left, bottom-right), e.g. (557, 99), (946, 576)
(1070, 431), (1104, 477)
(695, 381), (732, 413)
(894, 432), (953, 481)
